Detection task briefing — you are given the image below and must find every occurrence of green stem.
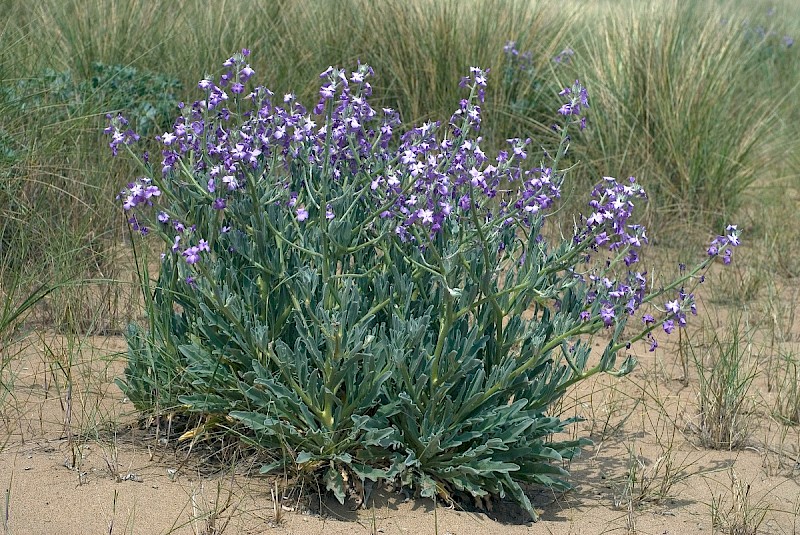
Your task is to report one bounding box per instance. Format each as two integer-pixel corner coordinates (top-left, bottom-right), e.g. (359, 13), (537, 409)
(262, 217), (322, 258)
(466, 182), (505, 361)
(430, 294), (453, 390)
(321, 329), (341, 430)
(453, 279), (548, 321)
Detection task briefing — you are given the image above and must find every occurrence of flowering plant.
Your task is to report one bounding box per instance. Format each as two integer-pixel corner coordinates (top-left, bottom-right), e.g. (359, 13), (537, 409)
(111, 49), (739, 520)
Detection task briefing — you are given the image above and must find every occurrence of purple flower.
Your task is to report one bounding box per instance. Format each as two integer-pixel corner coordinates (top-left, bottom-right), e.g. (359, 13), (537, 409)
(105, 114), (140, 156)
(320, 83), (335, 100)
(183, 246), (201, 264)
(469, 67), (487, 87)
(222, 175), (239, 190)
(586, 212), (604, 227)
(118, 178), (161, 211)
(663, 320), (675, 334)
(707, 225), (740, 263)
(600, 306), (615, 327)
(418, 208), (434, 225)
(665, 300), (680, 314)
(296, 207), (309, 221)
(240, 65), (255, 82)
(161, 132), (176, 145)
(504, 41), (518, 56)
(723, 249), (732, 265)
(726, 224), (740, 246)
(558, 80), (589, 116)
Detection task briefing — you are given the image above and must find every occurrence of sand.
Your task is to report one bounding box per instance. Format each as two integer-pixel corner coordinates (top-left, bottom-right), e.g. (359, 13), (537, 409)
(2, 318), (799, 534)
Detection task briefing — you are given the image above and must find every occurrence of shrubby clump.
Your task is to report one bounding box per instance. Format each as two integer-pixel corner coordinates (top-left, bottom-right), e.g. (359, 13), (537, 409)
(110, 49), (739, 520)
(5, 62), (181, 135)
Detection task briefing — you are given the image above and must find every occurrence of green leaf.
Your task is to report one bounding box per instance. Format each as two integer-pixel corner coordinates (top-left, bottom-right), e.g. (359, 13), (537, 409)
(258, 460), (286, 475)
(296, 451), (315, 464)
(351, 463), (388, 482)
(325, 465), (347, 504)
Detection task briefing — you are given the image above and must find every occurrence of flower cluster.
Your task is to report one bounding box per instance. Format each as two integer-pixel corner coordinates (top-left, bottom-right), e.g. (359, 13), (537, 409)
(503, 42), (575, 70)
(569, 175), (650, 331)
(103, 56), (595, 307)
(503, 41), (534, 72)
(582, 268), (649, 328)
(182, 239), (210, 264)
(117, 177), (162, 212)
(584, 176), (648, 264)
(569, 178), (743, 351)
(552, 47), (575, 64)
(640, 225), (740, 349)
(729, 12), (797, 54)
(369, 68), (573, 242)
(557, 79), (590, 118)
(708, 224), (741, 264)
(140, 55), (566, 250)
(104, 113), (140, 156)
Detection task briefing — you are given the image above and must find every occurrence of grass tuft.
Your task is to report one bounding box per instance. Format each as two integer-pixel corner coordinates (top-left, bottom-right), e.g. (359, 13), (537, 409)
(571, 1), (786, 233)
(688, 314), (758, 450)
(710, 469), (768, 535)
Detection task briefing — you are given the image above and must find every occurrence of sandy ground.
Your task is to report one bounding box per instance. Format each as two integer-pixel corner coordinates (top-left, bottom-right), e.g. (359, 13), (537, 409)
(2, 303), (800, 535)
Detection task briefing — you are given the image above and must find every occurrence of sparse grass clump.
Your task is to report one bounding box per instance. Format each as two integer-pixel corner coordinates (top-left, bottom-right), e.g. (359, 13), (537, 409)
(772, 352), (800, 426)
(710, 469), (768, 535)
(689, 316), (758, 450)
